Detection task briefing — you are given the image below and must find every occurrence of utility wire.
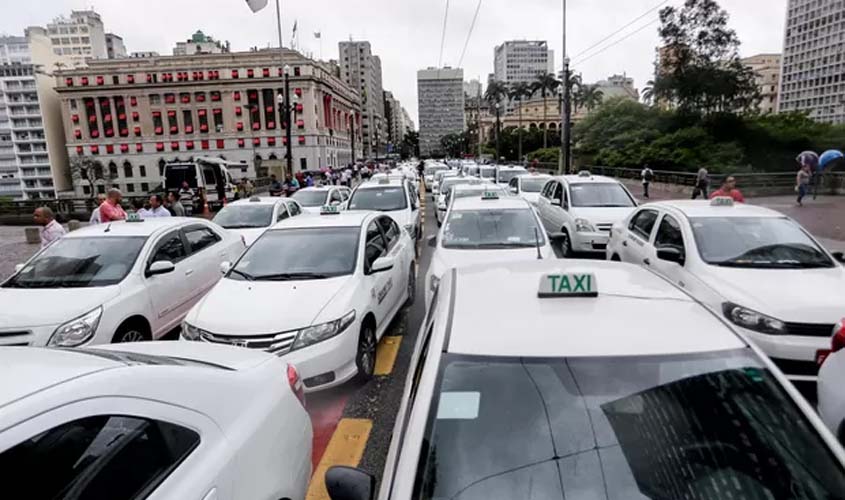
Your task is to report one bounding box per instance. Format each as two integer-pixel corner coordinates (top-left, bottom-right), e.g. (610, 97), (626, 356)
(570, 0), (670, 61)
(571, 17), (660, 68)
(437, 0), (451, 67)
(457, 0), (484, 68)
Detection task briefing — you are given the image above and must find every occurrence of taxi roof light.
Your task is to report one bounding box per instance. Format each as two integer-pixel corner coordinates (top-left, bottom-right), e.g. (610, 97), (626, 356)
(481, 191), (499, 200)
(577, 170), (592, 177)
(125, 212), (143, 223)
(538, 272), (598, 298)
(320, 205), (341, 215)
(249, 196), (261, 202)
(710, 196), (735, 207)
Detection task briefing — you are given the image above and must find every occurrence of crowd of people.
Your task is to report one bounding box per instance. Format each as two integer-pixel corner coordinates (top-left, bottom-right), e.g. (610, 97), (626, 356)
(268, 163), (387, 197)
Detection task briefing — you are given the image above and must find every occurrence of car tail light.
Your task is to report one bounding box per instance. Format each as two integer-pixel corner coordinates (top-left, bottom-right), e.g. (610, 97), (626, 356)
(832, 320), (845, 353)
(287, 364), (305, 407)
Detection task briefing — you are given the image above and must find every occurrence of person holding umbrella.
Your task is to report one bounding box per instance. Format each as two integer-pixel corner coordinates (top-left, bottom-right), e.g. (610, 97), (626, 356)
(816, 149), (844, 199)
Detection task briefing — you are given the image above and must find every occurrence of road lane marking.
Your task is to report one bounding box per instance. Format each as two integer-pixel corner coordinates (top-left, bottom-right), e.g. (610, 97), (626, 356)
(375, 335), (402, 375)
(307, 418), (373, 500)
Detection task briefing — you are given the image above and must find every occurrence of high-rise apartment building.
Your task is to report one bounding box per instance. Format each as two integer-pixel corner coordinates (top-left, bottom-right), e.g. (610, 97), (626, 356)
(779, 0), (845, 123)
(743, 53), (781, 114)
(494, 41), (554, 110)
(46, 10), (108, 67)
(105, 34), (127, 59)
(463, 79), (482, 99)
(339, 41), (385, 158)
(401, 108), (415, 134)
(417, 67), (464, 156)
(383, 90), (405, 149)
(173, 31), (229, 56)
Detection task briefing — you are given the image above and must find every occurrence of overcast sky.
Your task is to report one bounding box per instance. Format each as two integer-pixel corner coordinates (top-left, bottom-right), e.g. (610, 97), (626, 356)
(4, 0), (786, 126)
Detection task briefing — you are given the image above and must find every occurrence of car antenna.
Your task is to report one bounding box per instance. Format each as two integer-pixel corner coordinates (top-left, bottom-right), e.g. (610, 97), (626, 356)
(534, 227), (542, 260)
(104, 223), (112, 233)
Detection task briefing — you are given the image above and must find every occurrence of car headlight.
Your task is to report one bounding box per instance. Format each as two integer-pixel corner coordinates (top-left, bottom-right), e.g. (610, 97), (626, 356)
(292, 310), (356, 350)
(575, 218), (596, 233)
(430, 275), (441, 293)
(49, 307), (102, 347)
(181, 321), (204, 341)
(722, 302), (786, 334)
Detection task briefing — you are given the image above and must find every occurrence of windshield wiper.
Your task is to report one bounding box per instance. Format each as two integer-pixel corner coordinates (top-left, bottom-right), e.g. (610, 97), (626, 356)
(253, 272), (331, 281)
(711, 260), (829, 269)
(229, 269), (255, 281)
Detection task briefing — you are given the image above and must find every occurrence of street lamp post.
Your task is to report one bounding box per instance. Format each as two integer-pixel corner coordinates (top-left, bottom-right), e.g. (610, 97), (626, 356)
(280, 65), (294, 175)
(559, 0), (568, 174)
(350, 111), (356, 164)
(562, 58), (572, 174)
(495, 102), (502, 162)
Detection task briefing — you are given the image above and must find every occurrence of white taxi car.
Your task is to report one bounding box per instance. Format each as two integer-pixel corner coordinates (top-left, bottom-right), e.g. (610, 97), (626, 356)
(213, 196), (304, 245)
(0, 217), (244, 347)
(435, 176), (484, 226)
(607, 198), (845, 382)
(292, 186), (351, 214)
(508, 173), (552, 206)
(425, 191), (553, 307)
(348, 177), (421, 241)
(423, 163), (448, 189)
(430, 170), (458, 199)
(0, 342), (311, 500)
(181, 209), (416, 391)
(495, 165), (527, 185)
(536, 171), (638, 257)
(324, 260), (845, 500)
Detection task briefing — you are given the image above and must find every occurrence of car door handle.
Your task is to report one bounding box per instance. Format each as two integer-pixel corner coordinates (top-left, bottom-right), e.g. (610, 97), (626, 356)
(185, 269), (194, 276)
(643, 258), (651, 266)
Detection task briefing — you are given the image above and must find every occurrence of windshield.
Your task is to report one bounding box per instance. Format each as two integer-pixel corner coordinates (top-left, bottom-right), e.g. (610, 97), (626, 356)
(348, 187), (407, 211)
(435, 171), (456, 183)
(3, 237), (147, 288)
(230, 228), (359, 281)
(213, 204), (274, 229)
(442, 209), (544, 249)
(292, 190), (329, 207)
(441, 178), (483, 197)
(450, 187), (505, 202)
(570, 183), (636, 207)
(413, 349), (845, 500)
(425, 166), (448, 176)
(497, 169), (524, 184)
(690, 217), (834, 268)
(479, 167), (496, 180)
(521, 177), (550, 193)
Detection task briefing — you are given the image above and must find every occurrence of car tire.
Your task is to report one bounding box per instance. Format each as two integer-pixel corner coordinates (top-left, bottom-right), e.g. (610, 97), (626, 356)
(559, 229), (573, 258)
(611, 254), (621, 262)
(354, 322), (377, 383)
(405, 266), (416, 307)
(113, 319), (150, 343)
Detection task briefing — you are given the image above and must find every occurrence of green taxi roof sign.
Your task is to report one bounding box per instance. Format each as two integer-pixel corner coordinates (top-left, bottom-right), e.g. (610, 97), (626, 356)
(481, 191), (499, 200)
(125, 212), (143, 223)
(320, 205), (341, 215)
(710, 196), (734, 207)
(538, 272), (598, 298)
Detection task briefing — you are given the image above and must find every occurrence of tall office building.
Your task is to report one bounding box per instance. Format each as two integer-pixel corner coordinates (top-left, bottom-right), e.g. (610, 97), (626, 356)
(779, 0), (845, 123)
(463, 79), (482, 99)
(45, 10), (108, 67)
(743, 54), (781, 114)
(401, 108), (415, 133)
(417, 67), (464, 156)
(339, 41), (385, 158)
(383, 90), (405, 149)
(105, 34), (127, 59)
(493, 41), (553, 110)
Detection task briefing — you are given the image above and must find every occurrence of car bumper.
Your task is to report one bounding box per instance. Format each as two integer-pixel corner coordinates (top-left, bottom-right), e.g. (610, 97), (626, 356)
(570, 231), (610, 253)
(281, 320), (361, 393)
(737, 326), (828, 382)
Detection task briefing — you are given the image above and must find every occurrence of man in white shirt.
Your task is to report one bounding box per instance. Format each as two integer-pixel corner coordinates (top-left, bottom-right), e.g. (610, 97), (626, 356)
(33, 206), (66, 249)
(138, 194), (171, 219)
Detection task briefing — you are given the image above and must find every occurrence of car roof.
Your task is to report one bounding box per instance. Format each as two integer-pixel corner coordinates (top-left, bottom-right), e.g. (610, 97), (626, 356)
(65, 217), (195, 238)
(296, 186), (334, 192)
(450, 193), (531, 211)
(444, 260), (747, 358)
(227, 196), (285, 207)
(556, 174), (621, 185)
(498, 166), (526, 171)
(645, 200), (784, 218)
(357, 178), (407, 189)
(269, 211), (373, 229)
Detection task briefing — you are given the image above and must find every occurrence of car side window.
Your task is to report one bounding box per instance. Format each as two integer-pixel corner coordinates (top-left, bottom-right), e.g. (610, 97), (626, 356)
(552, 183), (564, 204)
(364, 221), (387, 273)
(150, 231), (187, 264)
(0, 415), (200, 499)
(330, 190), (343, 204)
(540, 181), (551, 199)
(378, 216), (400, 251)
(288, 202), (301, 216)
(509, 178), (519, 192)
(340, 189), (350, 201)
(629, 210), (659, 241)
(276, 204), (289, 221)
(184, 226), (221, 254)
(655, 214), (685, 252)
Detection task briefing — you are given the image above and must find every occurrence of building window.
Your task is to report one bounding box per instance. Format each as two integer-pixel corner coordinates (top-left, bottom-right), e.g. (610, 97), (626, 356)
(69, 99), (77, 110)
(300, 158), (307, 170)
(123, 163), (133, 178)
(112, 75), (119, 85)
(82, 185), (91, 195)
(139, 165), (147, 177)
(183, 110), (194, 134)
(141, 182), (149, 192)
(213, 109), (223, 132)
(126, 183), (135, 193)
(149, 94), (161, 105)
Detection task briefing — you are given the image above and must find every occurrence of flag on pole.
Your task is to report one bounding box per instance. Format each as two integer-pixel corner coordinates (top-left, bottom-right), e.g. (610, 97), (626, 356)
(314, 32), (321, 39)
(244, 0), (268, 13)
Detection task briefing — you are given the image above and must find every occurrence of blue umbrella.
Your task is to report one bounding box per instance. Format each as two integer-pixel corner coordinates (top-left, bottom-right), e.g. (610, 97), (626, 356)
(819, 150), (844, 171)
(796, 151), (819, 169)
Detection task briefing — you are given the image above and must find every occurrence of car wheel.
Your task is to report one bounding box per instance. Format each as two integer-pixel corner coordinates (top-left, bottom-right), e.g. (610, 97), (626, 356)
(611, 254), (621, 262)
(405, 266), (416, 307)
(559, 229), (573, 258)
(354, 322), (377, 382)
(113, 320), (150, 343)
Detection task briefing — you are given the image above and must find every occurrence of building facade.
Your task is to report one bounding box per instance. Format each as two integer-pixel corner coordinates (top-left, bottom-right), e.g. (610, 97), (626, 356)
(779, 1), (845, 122)
(383, 90), (406, 151)
(401, 108), (415, 134)
(46, 10), (108, 67)
(742, 53), (781, 114)
(339, 41), (385, 158)
(55, 50), (362, 197)
(463, 79), (482, 99)
(417, 67), (464, 157)
(173, 31), (229, 56)
(493, 41), (554, 110)
(595, 74), (639, 101)
(105, 34), (127, 59)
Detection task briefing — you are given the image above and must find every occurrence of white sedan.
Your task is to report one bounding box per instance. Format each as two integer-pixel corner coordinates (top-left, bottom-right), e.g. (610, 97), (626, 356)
(0, 217), (244, 347)
(291, 186), (352, 214)
(182, 209), (416, 392)
(347, 177), (421, 241)
(213, 196), (304, 245)
(607, 198), (845, 382)
(507, 173), (552, 206)
(435, 176), (483, 226)
(0, 342), (311, 500)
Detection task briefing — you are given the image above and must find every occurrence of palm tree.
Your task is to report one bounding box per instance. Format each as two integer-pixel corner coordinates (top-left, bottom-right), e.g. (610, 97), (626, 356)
(484, 80), (509, 160)
(642, 79), (655, 106)
(508, 82), (533, 161)
(580, 84), (604, 112)
(568, 73), (584, 114)
(532, 73), (561, 148)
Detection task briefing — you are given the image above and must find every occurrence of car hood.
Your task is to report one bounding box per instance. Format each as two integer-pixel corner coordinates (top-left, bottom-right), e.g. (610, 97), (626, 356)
(0, 285), (121, 327)
(187, 275), (350, 334)
(229, 228), (267, 246)
(698, 265), (845, 323)
(570, 206), (637, 225)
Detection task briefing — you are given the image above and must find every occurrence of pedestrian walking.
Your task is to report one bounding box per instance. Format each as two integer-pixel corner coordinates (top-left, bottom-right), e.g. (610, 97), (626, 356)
(179, 182), (195, 216)
(168, 191), (186, 216)
(709, 176), (746, 203)
(641, 165), (654, 199)
(99, 188), (127, 222)
(692, 167), (710, 200)
(269, 175), (283, 196)
(796, 165), (811, 206)
(305, 173), (314, 187)
(33, 206), (66, 249)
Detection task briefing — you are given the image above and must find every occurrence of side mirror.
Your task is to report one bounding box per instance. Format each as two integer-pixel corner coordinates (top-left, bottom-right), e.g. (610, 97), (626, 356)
(147, 260), (175, 277)
(220, 261), (232, 275)
(657, 247), (685, 265)
(509, 186), (518, 194)
(833, 251), (845, 264)
(14, 263), (25, 274)
(325, 466), (375, 500)
(548, 232), (567, 242)
(427, 234), (437, 248)
(370, 255), (395, 274)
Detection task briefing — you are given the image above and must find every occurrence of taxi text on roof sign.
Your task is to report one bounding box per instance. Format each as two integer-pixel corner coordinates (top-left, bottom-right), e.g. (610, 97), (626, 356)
(481, 191), (499, 200)
(320, 205), (341, 215)
(538, 272), (598, 298)
(710, 196), (735, 207)
(126, 212), (143, 223)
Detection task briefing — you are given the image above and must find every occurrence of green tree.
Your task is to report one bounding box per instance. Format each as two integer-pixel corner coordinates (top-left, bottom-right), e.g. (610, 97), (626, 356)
(70, 156), (112, 198)
(578, 84), (604, 112)
(508, 81), (533, 161)
(642, 79), (655, 106)
(531, 72), (561, 148)
(400, 130), (419, 159)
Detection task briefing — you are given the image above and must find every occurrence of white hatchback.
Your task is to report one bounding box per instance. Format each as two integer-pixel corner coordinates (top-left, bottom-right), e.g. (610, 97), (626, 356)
(182, 210), (416, 392)
(348, 178), (422, 241)
(0, 217), (244, 347)
(507, 173), (552, 206)
(213, 196), (304, 245)
(0, 342), (311, 500)
(292, 186), (352, 214)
